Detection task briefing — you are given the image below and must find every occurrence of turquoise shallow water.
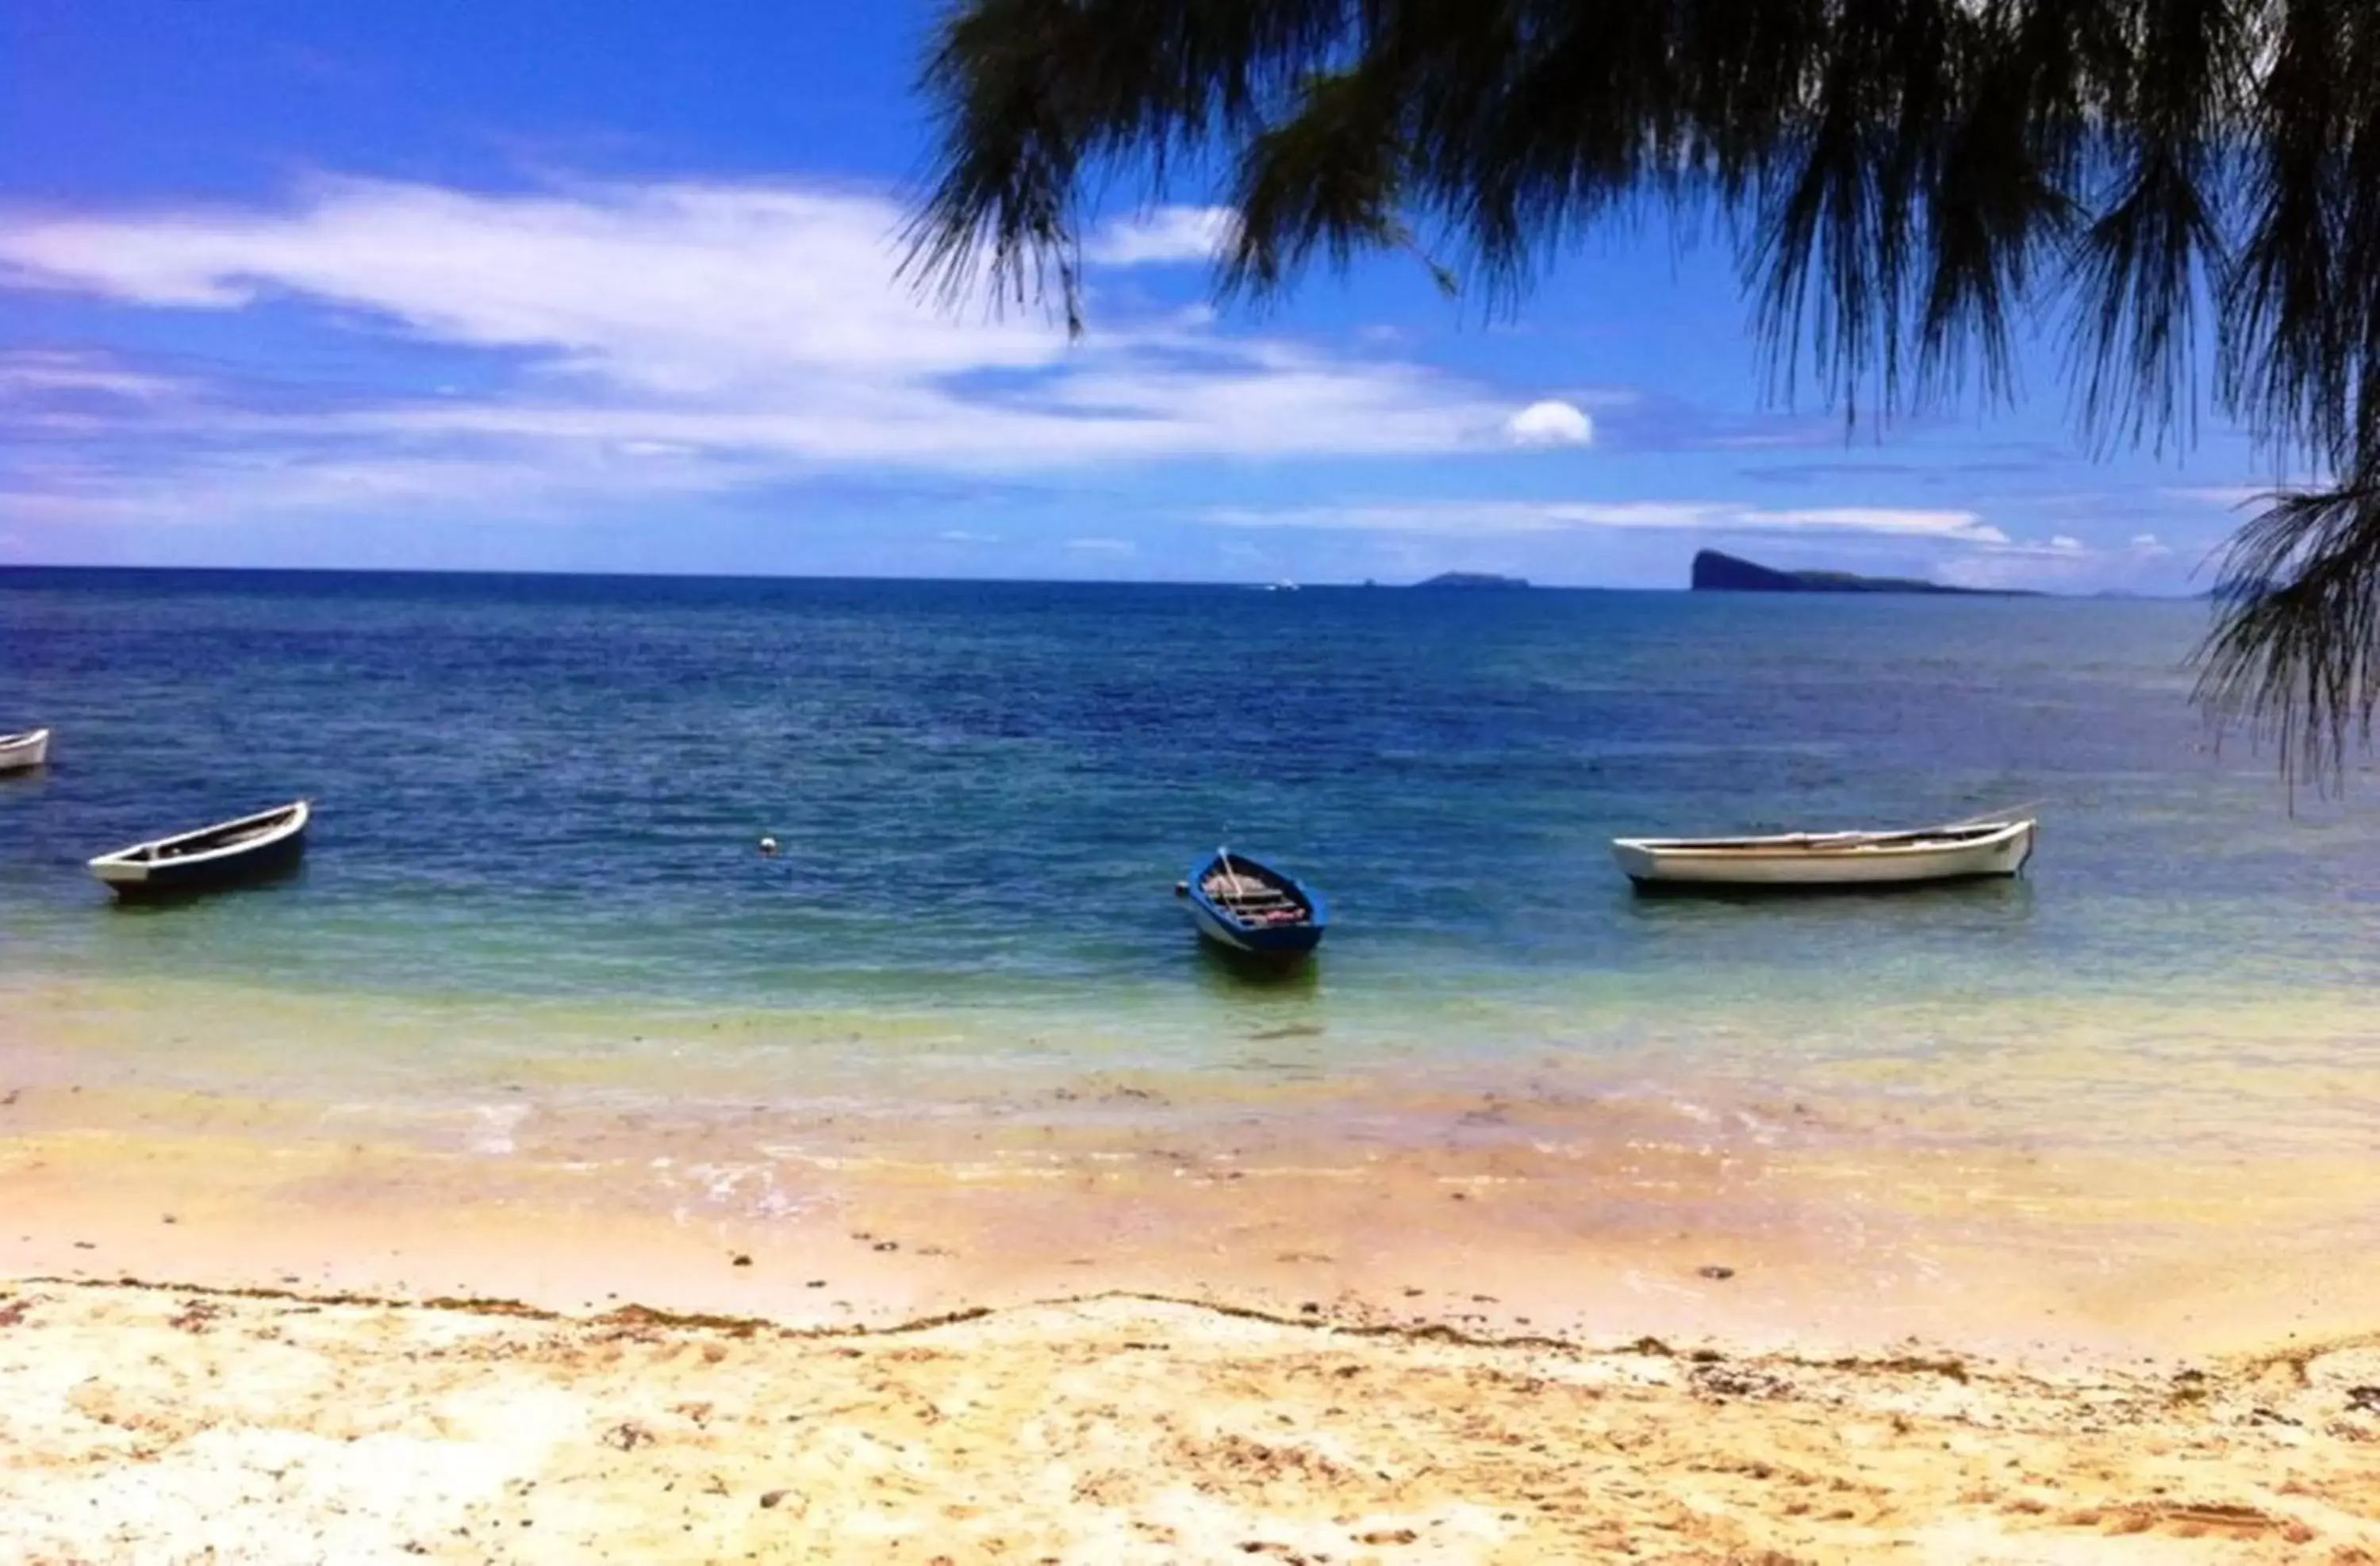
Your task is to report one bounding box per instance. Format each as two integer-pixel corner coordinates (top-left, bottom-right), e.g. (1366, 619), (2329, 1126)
(3, 567), (2378, 1133)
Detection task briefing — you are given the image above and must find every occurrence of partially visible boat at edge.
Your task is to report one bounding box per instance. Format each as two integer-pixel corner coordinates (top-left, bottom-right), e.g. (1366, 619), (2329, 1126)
(89, 800), (311, 900)
(1180, 848), (1328, 957)
(1613, 818), (2036, 891)
(0, 728), (50, 773)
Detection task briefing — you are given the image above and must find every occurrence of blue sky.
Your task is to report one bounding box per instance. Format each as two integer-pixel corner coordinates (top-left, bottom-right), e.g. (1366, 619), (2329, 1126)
(0, 1), (2280, 589)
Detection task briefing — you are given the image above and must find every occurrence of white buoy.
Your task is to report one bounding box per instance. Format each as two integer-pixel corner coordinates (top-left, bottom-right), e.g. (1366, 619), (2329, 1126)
(758, 835), (779, 858)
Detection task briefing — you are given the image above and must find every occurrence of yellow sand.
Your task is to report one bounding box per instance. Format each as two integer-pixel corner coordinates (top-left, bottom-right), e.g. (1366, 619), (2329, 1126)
(5, 1279), (2379, 1564)
(13, 980), (2380, 1560)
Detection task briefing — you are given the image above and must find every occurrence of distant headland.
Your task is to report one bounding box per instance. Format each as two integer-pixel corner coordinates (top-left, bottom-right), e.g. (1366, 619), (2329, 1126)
(1412, 571), (1530, 589)
(1690, 549), (2033, 597)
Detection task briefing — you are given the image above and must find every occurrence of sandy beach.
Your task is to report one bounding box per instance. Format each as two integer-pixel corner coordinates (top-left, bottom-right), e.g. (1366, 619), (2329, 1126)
(10, 1049), (2380, 1563)
(13, 971), (2380, 1560)
(6, 1276), (2380, 1564)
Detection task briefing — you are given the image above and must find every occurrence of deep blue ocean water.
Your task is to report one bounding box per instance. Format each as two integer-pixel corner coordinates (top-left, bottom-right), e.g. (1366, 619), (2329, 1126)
(4, 567), (2377, 1104)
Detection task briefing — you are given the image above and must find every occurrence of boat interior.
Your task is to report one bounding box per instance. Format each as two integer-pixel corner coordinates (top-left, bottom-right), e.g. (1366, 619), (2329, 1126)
(1202, 862), (1312, 924)
(124, 810), (298, 863)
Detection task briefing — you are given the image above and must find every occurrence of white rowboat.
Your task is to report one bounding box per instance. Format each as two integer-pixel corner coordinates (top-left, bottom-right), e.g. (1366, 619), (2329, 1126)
(1613, 818), (2036, 890)
(89, 800), (310, 900)
(0, 728), (49, 773)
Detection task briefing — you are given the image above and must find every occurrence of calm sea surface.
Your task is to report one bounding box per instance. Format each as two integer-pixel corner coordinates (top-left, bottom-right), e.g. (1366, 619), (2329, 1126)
(2, 567), (2375, 1148)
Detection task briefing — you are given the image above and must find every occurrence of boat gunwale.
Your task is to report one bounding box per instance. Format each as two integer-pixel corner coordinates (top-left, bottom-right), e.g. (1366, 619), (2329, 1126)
(1612, 819), (2033, 861)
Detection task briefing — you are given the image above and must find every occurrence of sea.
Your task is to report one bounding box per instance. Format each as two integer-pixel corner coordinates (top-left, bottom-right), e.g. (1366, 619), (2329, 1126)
(5, 566), (2380, 1331)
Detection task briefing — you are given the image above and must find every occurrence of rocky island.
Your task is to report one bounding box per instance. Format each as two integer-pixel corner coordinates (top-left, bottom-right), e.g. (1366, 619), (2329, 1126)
(1690, 548), (2029, 595)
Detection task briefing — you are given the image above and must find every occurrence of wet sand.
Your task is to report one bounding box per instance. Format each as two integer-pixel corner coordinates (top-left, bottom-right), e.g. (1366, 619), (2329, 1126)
(10, 1061), (2380, 1361)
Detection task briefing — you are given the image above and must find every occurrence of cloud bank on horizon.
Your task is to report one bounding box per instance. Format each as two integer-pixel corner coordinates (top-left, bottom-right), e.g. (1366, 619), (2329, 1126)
(0, 168), (2252, 587)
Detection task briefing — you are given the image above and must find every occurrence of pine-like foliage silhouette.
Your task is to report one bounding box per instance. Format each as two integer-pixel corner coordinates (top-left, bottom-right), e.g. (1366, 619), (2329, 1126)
(906, 0), (2380, 788)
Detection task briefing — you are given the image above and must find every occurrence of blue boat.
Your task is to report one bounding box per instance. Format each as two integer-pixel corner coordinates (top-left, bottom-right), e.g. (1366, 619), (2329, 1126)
(1179, 848), (1328, 958)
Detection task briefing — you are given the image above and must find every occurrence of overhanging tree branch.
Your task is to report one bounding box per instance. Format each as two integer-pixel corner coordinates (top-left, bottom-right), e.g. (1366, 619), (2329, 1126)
(908, 0), (2380, 789)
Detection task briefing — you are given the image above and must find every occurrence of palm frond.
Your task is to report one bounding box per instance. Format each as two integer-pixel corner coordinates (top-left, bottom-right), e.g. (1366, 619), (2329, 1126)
(1219, 67), (1413, 301)
(2196, 474), (2380, 796)
(901, 0), (1094, 326)
(2066, 0), (2247, 454)
(902, 0), (1351, 327)
(2218, 0), (2347, 455)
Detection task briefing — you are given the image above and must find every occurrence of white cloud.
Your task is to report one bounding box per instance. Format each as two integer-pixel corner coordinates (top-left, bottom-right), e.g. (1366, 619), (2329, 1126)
(1065, 536), (1134, 554)
(0, 491), (145, 525)
(1203, 500), (2005, 543)
(939, 529), (998, 543)
(1, 180), (1061, 386)
(1084, 205), (1238, 266)
(1933, 535), (2144, 589)
(2159, 486), (2265, 508)
(1505, 399), (1592, 447)
(0, 349), (186, 401)
(1934, 553), (2062, 589)
(1933, 528), (2203, 590)
(0, 178), (1550, 523)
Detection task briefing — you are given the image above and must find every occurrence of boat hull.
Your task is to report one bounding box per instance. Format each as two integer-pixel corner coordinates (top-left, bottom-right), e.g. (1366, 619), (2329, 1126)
(90, 802), (311, 902)
(1614, 819), (2035, 891)
(0, 728), (49, 773)
(96, 832), (306, 900)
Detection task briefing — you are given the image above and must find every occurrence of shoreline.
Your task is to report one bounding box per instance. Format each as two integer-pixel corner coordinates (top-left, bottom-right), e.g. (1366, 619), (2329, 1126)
(11, 1052), (2380, 1364)
(6, 1276), (2378, 1564)
(13, 977), (2380, 1556)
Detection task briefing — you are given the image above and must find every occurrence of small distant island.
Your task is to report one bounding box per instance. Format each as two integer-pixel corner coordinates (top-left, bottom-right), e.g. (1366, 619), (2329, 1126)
(1690, 549), (2033, 597)
(1413, 571), (1530, 589)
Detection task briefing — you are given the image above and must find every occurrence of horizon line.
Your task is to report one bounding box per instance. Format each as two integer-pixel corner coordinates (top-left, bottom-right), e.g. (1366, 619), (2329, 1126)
(0, 562), (2203, 599)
